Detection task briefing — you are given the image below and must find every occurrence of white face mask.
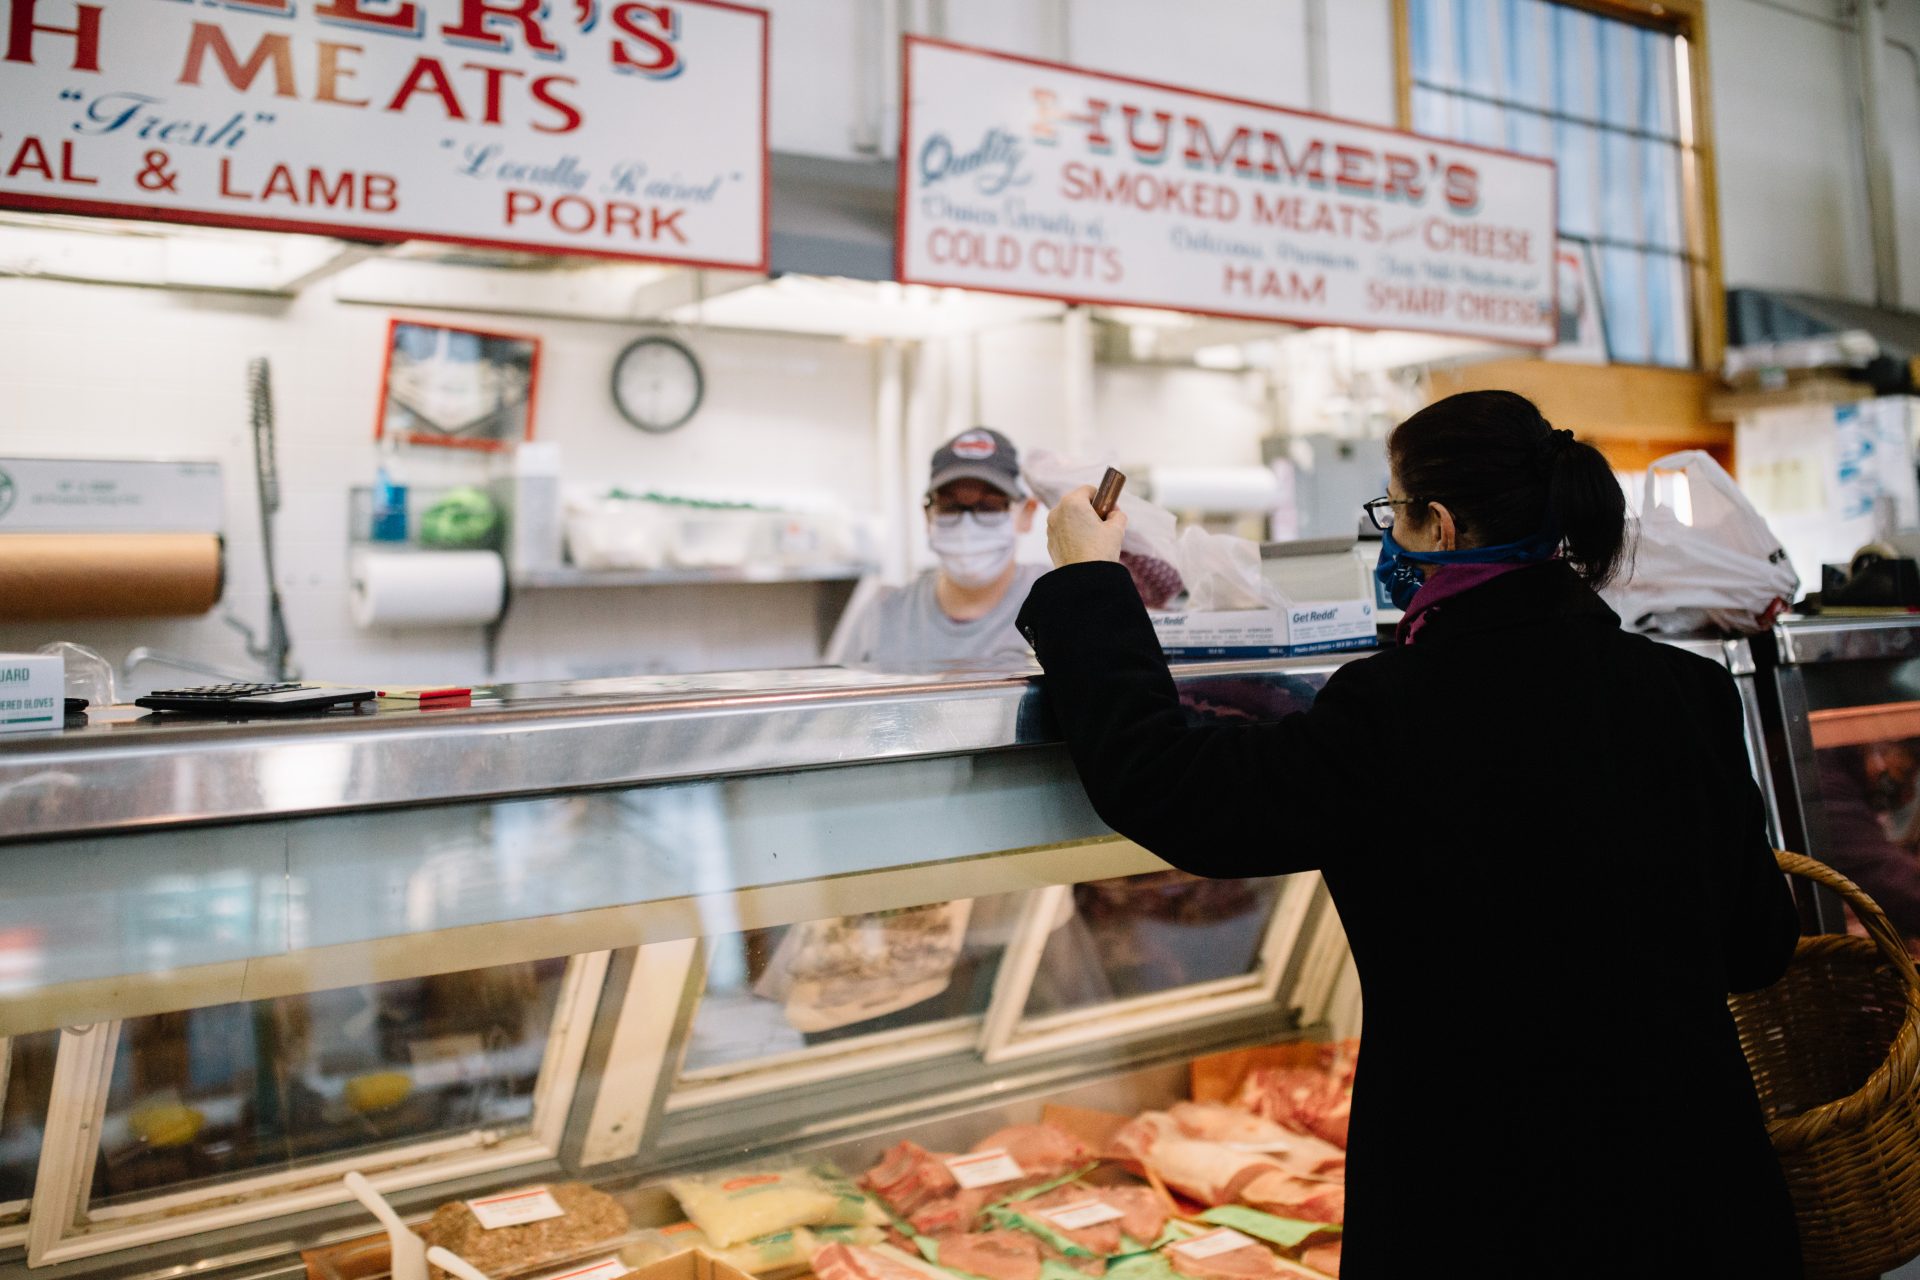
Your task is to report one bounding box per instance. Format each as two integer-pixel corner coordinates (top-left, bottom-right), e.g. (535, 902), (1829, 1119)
(929, 513), (1018, 588)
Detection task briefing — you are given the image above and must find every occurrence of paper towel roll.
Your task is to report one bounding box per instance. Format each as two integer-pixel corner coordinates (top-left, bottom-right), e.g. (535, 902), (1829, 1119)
(350, 549), (505, 629)
(1149, 467), (1285, 514)
(0, 533), (224, 620)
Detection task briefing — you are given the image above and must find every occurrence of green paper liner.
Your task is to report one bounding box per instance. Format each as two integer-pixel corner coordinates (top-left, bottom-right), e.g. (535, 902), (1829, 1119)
(1194, 1206), (1341, 1249)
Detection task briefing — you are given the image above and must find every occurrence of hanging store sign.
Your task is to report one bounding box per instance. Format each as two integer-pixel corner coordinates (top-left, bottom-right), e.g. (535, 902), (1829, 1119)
(898, 38), (1557, 345)
(0, 0), (769, 270)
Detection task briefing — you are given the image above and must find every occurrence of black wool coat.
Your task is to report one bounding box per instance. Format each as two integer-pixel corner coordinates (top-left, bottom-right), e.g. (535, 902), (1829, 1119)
(1017, 559), (1803, 1279)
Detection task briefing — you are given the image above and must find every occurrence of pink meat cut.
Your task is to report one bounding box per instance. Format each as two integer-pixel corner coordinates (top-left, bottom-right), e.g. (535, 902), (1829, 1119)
(970, 1124), (1093, 1178)
(933, 1231), (1043, 1280)
(1130, 1139), (1343, 1224)
(1166, 1104), (1346, 1178)
(1107, 1112), (1182, 1166)
(863, 1141), (959, 1218)
(811, 1244), (948, 1280)
(1238, 1170), (1345, 1224)
(1167, 1241), (1325, 1280)
(1136, 1138), (1280, 1207)
(1233, 1069), (1352, 1150)
(1020, 1184), (1168, 1255)
(861, 1141), (993, 1235)
(863, 1127), (1089, 1237)
(1301, 1241), (1340, 1277)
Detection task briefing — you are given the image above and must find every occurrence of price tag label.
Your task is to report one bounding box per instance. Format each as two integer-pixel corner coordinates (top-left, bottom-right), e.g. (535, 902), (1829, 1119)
(1039, 1200), (1125, 1230)
(1172, 1229), (1258, 1260)
(466, 1187), (565, 1230)
(541, 1259), (629, 1280)
(943, 1150), (1026, 1189)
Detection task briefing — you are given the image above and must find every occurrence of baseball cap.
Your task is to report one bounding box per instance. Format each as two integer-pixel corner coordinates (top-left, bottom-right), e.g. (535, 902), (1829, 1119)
(928, 428), (1024, 498)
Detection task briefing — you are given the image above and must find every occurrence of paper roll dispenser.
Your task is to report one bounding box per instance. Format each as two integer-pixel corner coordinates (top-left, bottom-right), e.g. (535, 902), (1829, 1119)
(0, 458), (225, 621)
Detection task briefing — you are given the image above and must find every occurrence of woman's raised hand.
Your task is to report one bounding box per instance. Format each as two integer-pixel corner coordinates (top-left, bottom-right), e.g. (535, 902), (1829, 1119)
(1046, 484), (1129, 567)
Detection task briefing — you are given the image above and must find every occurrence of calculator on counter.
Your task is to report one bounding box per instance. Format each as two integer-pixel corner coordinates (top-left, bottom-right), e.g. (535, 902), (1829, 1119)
(135, 682), (377, 715)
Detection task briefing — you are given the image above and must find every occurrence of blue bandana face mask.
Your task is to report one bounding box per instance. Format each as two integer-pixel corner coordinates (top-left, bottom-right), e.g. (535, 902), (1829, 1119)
(1374, 526), (1562, 611)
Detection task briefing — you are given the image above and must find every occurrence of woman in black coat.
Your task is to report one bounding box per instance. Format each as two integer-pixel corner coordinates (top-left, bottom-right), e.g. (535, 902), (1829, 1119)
(1017, 391), (1803, 1278)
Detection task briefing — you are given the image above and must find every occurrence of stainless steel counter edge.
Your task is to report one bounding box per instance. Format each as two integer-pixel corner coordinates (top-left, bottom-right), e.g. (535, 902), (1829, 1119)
(1774, 615), (1920, 666)
(0, 657), (1356, 841)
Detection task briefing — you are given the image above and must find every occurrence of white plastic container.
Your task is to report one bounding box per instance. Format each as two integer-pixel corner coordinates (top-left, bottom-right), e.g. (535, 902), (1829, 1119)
(507, 443), (564, 576)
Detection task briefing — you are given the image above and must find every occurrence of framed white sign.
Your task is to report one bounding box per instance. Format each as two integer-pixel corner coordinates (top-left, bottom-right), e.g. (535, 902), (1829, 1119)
(0, 0), (768, 270)
(898, 38), (1557, 345)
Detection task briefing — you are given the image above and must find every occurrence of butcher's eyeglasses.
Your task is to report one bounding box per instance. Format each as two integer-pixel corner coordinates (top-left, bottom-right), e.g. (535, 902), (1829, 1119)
(926, 496), (1013, 526)
(1362, 496), (1419, 532)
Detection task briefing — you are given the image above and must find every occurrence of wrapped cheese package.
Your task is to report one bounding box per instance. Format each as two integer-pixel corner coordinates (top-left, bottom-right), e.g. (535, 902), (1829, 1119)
(667, 1166), (883, 1248)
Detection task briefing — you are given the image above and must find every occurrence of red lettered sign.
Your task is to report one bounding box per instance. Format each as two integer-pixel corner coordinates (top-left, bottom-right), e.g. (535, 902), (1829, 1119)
(898, 38), (1557, 345)
(0, 0), (768, 269)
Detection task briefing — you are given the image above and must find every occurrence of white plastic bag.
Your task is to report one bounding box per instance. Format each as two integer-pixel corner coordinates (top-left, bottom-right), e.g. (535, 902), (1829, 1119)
(1601, 450), (1799, 635)
(1023, 449), (1274, 611)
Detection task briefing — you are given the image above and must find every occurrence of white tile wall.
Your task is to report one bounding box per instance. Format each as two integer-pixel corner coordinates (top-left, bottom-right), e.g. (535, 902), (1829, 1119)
(0, 276), (882, 689)
(0, 272), (1290, 691)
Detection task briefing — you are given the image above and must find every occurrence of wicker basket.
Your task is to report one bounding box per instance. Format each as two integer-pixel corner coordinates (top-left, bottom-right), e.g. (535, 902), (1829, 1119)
(1728, 851), (1920, 1280)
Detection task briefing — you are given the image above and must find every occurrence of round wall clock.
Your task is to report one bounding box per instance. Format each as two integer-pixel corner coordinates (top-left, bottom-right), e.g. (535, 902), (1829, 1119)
(612, 334), (705, 433)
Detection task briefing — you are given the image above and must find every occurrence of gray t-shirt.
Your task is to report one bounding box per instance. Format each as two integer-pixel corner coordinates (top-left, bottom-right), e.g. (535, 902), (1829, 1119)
(832, 564), (1049, 673)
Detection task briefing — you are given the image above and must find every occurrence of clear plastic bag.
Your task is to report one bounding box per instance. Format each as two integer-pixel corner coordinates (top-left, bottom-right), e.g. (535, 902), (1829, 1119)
(37, 641), (116, 707)
(1023, 451), (1276, 612)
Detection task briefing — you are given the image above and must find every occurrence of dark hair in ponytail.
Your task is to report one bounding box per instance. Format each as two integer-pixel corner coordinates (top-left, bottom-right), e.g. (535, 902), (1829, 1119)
(1388, 390), (1629, 589)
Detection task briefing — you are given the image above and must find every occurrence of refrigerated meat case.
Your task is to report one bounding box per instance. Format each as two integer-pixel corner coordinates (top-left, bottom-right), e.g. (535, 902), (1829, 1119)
(0, 640), (1766, 1279)
(1763, 616), (1920, 950)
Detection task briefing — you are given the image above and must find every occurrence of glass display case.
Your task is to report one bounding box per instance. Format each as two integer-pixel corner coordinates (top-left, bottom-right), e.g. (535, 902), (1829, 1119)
(1766, 617), (1920, 951)
(0, 662), (1360, 1277)
(0, 638), (1772, 1277)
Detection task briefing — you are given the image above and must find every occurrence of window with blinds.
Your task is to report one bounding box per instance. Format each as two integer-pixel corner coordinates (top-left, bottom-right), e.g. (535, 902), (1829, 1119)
(1407, 0), (1695, 367)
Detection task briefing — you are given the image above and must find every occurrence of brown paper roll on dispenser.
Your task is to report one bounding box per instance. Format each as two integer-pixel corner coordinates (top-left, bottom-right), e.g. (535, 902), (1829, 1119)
(0, 534), (224, 620)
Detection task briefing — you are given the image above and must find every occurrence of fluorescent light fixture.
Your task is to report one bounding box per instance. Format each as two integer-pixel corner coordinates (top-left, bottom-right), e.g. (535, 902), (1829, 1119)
(1191, 343), (1249, 371)
(0, 211), (355, 292)
(665, 274), (1062, 339)
(1096, 305), (1196, 329)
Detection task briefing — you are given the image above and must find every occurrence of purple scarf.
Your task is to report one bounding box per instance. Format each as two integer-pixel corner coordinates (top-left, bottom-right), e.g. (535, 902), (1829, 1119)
(1397, 561), (1537, 645)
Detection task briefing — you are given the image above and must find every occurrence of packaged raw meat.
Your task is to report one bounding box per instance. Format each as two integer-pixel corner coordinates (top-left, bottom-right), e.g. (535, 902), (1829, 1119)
(1164, 1230), (1324, 1280)
(994, 1184), (1170, 1258)
(668, 1166), (872, 1247)
(1107, 1112), (1183, 1165)
(862, 1141), (961, 1219)
(925, 1230), (1044, 1280)
(810, 1242), (959, 1280)
(1231, 1070), (1352, 1152)
(863, 1127), (1091, 1238)
(861, 1141), (993, 1236)
(1300, 1241), (1339, 1277)
(1133, 1138), (1275, 1207)
(1236, 1172), (1343, 1226)
(967, 1125), (1093, 1180)
(1135, 1106), (1344, 1179)
(418, 1183), (632, 1280)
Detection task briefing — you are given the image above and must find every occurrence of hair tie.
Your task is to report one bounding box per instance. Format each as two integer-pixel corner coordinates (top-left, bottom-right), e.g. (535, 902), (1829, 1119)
(1538, 427), (1575, 464)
